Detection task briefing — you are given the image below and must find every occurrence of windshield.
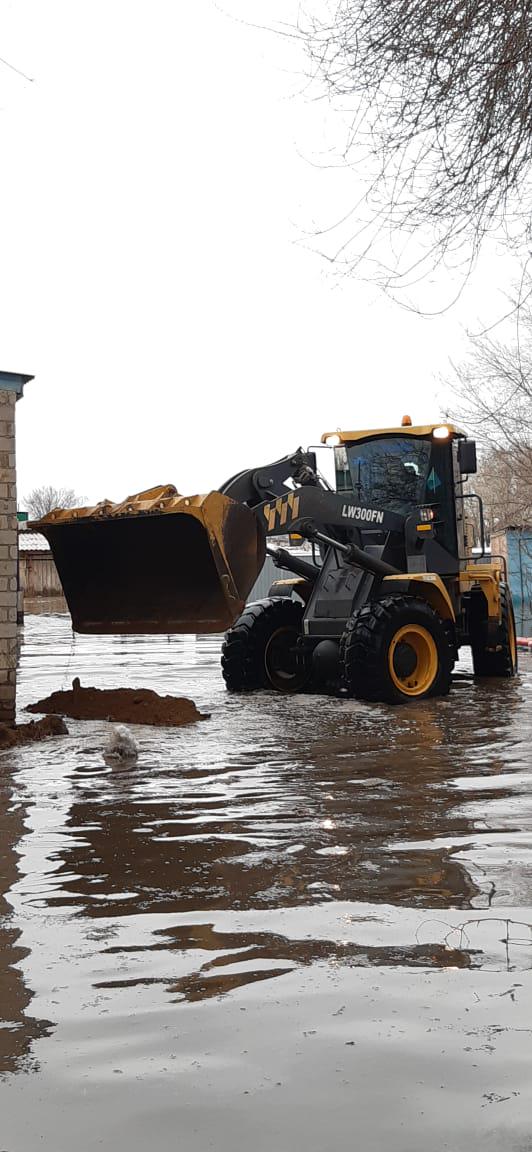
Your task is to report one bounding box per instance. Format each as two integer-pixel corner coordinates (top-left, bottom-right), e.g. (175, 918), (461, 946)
(335, 437), (432, 514)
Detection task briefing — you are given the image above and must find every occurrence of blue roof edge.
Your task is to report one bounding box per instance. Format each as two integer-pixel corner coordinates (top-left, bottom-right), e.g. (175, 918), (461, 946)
(0, 371), (34, 399)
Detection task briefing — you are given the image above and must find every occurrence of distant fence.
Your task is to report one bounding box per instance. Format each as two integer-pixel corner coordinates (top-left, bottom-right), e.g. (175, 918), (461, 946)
(247, 554), (298, 602)
(19, 553), (63, 598)
(491, 528), (532, 638)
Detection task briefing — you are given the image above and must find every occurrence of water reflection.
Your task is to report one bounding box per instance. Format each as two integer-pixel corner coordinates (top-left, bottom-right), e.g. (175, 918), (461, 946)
(45, 675), (525, 930)
(98, 922), (475, 1003)
(22, 596), (68, 616)
(0, 770), (53, 1076)
(1, 616), (531, 1076)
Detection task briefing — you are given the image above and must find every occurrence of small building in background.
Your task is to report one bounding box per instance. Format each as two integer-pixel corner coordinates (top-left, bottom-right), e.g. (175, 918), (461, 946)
(491, 527), (532, 638)
(18, 529), (63, 598)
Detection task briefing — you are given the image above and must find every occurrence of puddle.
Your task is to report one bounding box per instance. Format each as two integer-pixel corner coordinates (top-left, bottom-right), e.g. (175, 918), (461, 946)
(0, 613), (531, 1150)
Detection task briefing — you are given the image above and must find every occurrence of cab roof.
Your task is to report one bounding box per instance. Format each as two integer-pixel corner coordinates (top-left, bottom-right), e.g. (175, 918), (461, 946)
(320, 423), (465, 444)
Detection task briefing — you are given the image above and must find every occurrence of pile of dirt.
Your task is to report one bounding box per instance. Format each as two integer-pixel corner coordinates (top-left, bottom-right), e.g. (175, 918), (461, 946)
(0, 714), (68, 750)
(27, 678), (207, 728)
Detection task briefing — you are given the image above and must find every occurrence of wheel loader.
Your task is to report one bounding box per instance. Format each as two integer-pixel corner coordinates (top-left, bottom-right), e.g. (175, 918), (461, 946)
(32, 419), (517, 704)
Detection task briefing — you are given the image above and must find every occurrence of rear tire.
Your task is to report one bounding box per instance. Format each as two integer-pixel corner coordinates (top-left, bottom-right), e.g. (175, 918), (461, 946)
(221, 598), (309, 693)
(342, 594), (454, 704)
(471, 582), (518, 677)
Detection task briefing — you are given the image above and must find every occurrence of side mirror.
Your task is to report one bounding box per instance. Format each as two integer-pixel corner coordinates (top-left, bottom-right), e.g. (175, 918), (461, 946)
(458, 439), (477, 475)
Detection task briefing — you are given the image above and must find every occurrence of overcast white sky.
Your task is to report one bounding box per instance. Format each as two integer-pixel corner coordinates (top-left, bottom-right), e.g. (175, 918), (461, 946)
(0, 0), (518, 506)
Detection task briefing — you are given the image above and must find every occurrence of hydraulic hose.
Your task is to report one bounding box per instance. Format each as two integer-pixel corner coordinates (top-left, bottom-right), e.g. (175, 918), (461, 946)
(342, 540), (400, 577)
(266, 546), (320, 583)
(293, 525), (400, 578)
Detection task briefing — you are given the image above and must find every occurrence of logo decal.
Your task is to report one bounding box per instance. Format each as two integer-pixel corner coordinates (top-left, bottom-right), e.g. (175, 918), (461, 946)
(263, 492), (300, 532)
(342, 504), (384, 525)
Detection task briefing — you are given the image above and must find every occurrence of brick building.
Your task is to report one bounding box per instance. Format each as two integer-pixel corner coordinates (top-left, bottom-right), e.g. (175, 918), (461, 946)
(0, 370), (33, 723)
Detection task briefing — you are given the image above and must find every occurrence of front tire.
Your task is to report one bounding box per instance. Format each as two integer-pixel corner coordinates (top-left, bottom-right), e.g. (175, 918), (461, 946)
(221, 598), (309, 693)
(342, 595), (454, 704)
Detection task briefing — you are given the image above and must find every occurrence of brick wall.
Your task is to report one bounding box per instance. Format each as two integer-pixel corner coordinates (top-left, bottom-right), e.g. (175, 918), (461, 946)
(0, 389), (18, 723)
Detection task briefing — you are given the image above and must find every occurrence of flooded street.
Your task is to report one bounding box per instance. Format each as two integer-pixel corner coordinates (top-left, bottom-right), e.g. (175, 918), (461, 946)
(1, 612), (532, 1151)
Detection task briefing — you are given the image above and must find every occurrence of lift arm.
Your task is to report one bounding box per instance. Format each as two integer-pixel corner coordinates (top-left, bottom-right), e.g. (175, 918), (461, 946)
(257, 484), (405, 538)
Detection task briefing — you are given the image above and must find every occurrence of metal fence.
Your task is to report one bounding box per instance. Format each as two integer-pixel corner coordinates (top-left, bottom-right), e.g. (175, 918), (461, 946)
(247, 554), (299, 602)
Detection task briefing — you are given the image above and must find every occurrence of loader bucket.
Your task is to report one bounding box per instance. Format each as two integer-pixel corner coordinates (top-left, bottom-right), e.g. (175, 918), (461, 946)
(31, 486), (265, 634)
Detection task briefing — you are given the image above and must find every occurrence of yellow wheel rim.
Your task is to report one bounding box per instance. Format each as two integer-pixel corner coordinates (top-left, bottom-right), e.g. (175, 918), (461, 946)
(388, 624), (438, 697)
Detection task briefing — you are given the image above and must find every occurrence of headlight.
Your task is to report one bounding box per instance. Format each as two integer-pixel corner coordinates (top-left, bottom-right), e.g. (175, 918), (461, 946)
(433, 425), (451, 440)
(325, 433), (341, 447)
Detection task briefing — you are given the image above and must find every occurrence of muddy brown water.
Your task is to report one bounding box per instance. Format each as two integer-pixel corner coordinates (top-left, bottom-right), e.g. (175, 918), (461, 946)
(1, 612), (531, 1150)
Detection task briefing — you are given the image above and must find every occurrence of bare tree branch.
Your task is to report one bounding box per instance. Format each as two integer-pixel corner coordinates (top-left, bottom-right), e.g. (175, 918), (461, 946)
(304, 1), (532, 288)
(24, 487), (83, 521)
(445, 286), (532, 529)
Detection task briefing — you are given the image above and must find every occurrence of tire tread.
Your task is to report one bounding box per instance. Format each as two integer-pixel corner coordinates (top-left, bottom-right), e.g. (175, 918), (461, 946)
(341, 594), (454, 704)
(222, 598), (305, 692)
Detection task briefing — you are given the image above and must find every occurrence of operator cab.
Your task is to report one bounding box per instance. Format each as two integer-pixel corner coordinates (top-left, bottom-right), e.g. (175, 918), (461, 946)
(334, 435), (432, 515)
(322, 422), (478, 574)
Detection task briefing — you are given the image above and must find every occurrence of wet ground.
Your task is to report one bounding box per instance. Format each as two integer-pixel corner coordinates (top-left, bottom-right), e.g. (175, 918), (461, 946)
(1, 611), (532, 1151)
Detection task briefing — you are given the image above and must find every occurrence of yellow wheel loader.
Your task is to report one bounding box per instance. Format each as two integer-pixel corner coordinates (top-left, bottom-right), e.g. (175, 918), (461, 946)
(32, 420), (518, 704)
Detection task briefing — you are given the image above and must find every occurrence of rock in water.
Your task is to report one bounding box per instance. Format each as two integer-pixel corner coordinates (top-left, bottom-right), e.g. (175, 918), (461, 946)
(105, 725), (139, 761)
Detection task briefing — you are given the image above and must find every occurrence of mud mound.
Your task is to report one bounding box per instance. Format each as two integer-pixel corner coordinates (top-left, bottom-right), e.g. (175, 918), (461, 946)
(27, 678), (207, 727)
(0, 714), (68, 750)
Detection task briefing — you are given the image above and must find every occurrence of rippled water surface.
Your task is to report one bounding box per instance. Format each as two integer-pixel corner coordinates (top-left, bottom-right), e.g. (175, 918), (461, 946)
(1, 612), (532, 1150)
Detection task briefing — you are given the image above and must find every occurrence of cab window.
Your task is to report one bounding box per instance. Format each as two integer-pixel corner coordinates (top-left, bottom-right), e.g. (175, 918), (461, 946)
(335, 437), (431, 514)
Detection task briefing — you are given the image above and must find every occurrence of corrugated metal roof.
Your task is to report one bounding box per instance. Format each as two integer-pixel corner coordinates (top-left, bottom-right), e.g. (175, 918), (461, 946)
(18, 532), (50, 552)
